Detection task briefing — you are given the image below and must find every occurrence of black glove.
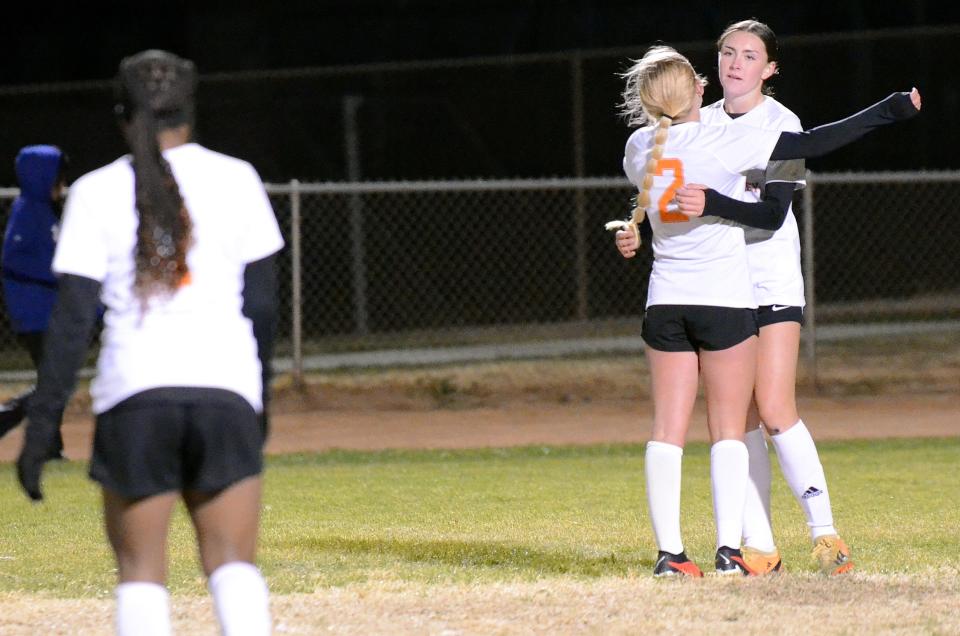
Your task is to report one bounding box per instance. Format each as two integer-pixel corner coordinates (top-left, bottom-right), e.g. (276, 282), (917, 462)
(16, 417), (62, 501)
(887, 90), (921, 121)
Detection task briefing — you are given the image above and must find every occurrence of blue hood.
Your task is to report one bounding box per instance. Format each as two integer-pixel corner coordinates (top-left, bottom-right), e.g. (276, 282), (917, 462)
(2, 145), (64, 332)
(14, 145), (63, 201)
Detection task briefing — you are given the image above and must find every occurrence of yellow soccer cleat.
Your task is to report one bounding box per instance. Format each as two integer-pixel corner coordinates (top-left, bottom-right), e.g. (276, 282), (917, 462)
(812, 535), (854, 575)
(741, 546), (784, 575)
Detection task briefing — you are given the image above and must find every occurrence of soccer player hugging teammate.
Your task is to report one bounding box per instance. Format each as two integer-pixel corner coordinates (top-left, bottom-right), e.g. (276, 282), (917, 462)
(16, 50), (283, 634)
(686, 18), (855, 576)
(610, 45), (919, 576)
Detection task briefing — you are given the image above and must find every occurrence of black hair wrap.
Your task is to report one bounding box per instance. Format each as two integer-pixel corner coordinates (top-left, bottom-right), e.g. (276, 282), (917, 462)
(115, 50), (197, 128)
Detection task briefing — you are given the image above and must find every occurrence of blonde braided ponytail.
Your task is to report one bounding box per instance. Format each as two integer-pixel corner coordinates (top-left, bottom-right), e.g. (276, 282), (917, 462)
(605, 115), (672, 242)
(606, 45), (705, 243)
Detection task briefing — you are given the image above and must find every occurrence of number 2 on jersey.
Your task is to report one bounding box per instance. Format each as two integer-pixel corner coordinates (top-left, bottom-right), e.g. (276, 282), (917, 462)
(656, 158), (688, 223)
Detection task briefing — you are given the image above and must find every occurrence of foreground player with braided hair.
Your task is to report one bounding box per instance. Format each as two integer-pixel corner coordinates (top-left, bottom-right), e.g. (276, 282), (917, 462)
(16, 50), (282, 635)
(609, 45), (919, 577)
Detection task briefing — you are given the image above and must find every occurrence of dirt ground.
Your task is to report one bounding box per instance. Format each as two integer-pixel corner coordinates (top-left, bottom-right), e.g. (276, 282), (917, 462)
(0, 356), (956, 461)
(1, 573), (959, 635)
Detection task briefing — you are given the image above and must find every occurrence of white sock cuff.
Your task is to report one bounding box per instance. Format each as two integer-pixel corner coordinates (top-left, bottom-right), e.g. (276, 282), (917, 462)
(647, 440), (683, 457)
(771, 419), (807, 442)
(116, 581), (169, 599)
(209, 561), (265, 592)
(711, 439), (747, 456)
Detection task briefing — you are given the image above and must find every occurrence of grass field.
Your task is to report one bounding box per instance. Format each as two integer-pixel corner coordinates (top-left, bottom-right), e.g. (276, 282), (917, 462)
(0, 333), (957, 633)
(1, 437), (958, 634)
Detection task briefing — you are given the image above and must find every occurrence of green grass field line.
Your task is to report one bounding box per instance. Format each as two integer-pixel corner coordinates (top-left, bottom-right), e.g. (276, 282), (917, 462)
(0, 438), (957, 598)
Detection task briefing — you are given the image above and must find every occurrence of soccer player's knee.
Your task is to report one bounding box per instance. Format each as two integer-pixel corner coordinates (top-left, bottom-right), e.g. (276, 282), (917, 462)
(756, 394), (798, 427)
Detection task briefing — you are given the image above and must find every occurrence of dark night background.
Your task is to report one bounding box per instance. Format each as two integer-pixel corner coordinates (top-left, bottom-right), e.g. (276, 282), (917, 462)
(0, 1), (956, 340)
(2, 1), (958, 183)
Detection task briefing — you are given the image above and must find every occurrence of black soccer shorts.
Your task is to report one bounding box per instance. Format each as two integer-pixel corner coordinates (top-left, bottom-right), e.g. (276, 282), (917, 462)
(641, 304), (759, 352)
(89, 387), (264, 499)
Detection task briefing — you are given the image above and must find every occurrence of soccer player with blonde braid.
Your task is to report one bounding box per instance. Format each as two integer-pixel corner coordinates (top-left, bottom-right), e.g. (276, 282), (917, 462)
(610, 45), (920, 577)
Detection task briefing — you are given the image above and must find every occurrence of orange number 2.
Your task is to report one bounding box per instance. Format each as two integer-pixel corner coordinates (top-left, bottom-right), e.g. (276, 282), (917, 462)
(655, 158), (688, 223)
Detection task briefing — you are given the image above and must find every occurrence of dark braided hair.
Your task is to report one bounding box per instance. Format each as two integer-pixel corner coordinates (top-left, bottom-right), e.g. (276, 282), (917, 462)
(115, 50), (197, 304)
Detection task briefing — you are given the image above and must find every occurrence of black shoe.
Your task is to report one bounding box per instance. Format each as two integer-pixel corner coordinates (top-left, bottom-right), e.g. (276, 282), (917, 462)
(715, 546), (753, 576)
(653, 550), (703, 577)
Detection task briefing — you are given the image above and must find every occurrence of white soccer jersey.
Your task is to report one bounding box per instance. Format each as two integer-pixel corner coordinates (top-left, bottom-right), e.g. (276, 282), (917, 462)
(623, 121), (781, 308)
(700, 97), (806, 307)
(53, 143), (284, 414)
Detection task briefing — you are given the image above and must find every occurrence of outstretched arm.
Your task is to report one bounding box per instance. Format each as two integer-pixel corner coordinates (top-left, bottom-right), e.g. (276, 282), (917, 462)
(676, 181), (796, 231)
(771, 89), (921, 160)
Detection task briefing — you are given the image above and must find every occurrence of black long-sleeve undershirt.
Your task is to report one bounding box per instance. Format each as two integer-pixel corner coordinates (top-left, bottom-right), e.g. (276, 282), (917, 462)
(241, 254), (279, 417)
(27, 274), (101, 427)
(702, 180), (796, 231)
(770, 91), (917, 160)
(700, 91), (916, 230)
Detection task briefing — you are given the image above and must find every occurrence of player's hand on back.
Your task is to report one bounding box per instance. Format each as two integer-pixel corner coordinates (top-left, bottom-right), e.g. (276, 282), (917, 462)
(910, 87), (921, 111)
(675, 183), (709, 218)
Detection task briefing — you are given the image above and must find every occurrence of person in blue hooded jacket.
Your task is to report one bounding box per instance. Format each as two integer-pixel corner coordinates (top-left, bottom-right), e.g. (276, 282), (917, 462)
(0, 144), (68, 451)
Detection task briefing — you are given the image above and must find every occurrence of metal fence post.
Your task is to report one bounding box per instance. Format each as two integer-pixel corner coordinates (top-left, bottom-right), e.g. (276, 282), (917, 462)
(571, 53), (589, 321)
(343, 95), (370, 335)
(802, 170), (817, 388)
(290, 179), (304, 387)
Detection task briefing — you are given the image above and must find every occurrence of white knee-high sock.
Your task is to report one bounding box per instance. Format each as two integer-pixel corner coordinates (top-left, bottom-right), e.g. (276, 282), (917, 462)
(209, 561), (271, 636)
(116, 582), (171, 636)
(711, 440), (749, 550)
(770, 420), (838, 541)
(645, 441), (684, 555)
(742, 427), (776, 552)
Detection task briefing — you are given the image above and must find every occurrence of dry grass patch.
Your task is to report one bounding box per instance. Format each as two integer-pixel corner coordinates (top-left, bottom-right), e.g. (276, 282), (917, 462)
(2, 572), (958, 635)
(264, 332), (960, 412)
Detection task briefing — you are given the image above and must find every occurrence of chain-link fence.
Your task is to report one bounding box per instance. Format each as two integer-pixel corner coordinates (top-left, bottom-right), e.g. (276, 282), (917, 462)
(803, 172), (960, 314)
(2, 26), (958, 185)
(797, 171), (960, 381)
(0, 171), (958, 381)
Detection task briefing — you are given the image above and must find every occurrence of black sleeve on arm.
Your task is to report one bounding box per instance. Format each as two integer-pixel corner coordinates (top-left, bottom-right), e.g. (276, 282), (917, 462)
(242, 253), (279, 416)
(702, 181), (796, 231)
(27, 274), (102, 426)
(771, 91), (918, 160)
(639, 213), (653, 244)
